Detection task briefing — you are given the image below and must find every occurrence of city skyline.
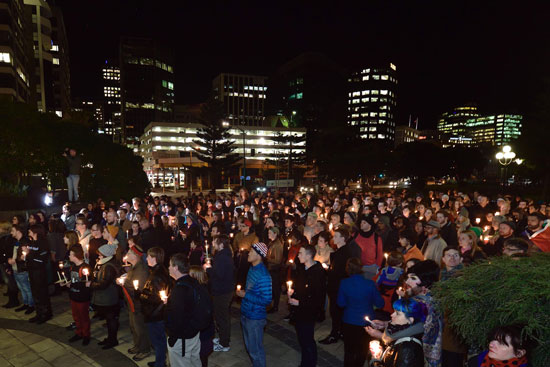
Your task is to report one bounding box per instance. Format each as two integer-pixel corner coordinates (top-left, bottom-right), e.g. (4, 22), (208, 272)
(56, 1), (550, 129)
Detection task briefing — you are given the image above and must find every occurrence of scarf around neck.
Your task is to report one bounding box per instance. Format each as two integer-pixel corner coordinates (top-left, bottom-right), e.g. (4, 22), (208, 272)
(480, 352), (528, 367)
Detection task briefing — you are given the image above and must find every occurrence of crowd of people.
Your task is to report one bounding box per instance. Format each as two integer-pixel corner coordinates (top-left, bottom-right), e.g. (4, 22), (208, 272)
(0, 186), (545, 367)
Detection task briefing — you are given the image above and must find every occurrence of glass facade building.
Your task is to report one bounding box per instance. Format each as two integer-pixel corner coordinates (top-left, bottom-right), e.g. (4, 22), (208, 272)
(347, 63), (397, 142)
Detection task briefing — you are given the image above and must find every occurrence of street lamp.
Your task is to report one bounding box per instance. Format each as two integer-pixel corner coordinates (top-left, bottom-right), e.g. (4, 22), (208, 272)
(495, 145), (517, 185)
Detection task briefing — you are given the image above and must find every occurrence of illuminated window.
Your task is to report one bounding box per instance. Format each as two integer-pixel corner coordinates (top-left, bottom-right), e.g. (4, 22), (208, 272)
(362, 90), (370, 95)
(371, 90), (379, 95)
(296, 92), (303, 99)
(362, 76), (369, 81)
(0, 52), (11, 63)
(51, 45), (59, 52)
(380, 90), (388, 95)
(372, 75), (380, 80)
(168, 82), (174, 90)
(381, 75), (389, 80)
(53, 58), (59, 65)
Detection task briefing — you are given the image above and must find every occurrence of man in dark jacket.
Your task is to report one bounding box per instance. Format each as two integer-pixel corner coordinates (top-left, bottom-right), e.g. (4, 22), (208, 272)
(141, 247), (172, 367)
(288, 245), (326, 367)
(63, 147), (81, 203)
(64, 244), (93, 345)
(139, 218), (157, 253)
(205, 235), (234, 352)
(436, 210), (458, 249)
(27, 224), (52, 324)
(320, 227), (357, 345)
(165, 253), (201, 366)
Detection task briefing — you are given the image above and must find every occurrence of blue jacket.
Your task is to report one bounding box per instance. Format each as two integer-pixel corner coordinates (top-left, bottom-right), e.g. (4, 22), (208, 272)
(206, 247), (234, 296)
(241, 262), (272, 320)
(337, 273), (384, 326)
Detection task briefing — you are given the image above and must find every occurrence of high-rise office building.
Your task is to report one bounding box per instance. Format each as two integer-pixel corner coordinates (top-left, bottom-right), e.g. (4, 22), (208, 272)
(49, 4), (70, 116)
(119, 37), (175, 149)
(101, 60), (121, 141)
(347, 63), (398, 143)
(0, 0), (33, 103)
(212, 73), (267, 126)
(438, 105), (522, 146)
(437, 104), (480, 136)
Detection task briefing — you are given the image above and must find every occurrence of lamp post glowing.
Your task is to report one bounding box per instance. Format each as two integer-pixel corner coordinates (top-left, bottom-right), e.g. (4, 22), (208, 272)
(495, 145), (519, 186)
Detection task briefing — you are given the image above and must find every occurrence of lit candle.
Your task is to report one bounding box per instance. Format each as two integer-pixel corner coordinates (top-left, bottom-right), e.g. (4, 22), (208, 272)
(369, 340), (383, 359)
(384, 253), (389, 260)
(286, 280), (293, 290)
(59, 262), (68, 282)
(205, 244), (209, 258)
(289, 259), (294, 264)
(484, 225), (490, 232)
(160, 290), (168, 302)
(82, 268), (89, 282)
(236, 284), (241, 291)
(483, 236), (490, 244)
(22, 250), (27, 260)
(322, 263), (329, 270)
(475, 218), (481, 224)
(117, 277), (125, 285)
(133, 280), (139, 290)
(230, 233), (234, 238)
(419, 216), (424, 220)
(365, 315), (371, 323)
(495, 212), (500, 216)
(329, 223), (333, 231)
(123, 255), (128, 264)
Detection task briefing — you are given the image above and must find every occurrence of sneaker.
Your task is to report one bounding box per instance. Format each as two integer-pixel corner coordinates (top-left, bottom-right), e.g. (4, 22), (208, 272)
(318, 335), (338, 345)
(128, 346), (140, 354)
(69, 335), (83, 343)
(15, 305), (28, 312)
(25, 307), (35, 315)
(213, 338), (220, 346)
(66, 322), (76, 330)
(82, 337), (90, 346)
(213, 344), (230, 352)
(133, 352), (151, 361)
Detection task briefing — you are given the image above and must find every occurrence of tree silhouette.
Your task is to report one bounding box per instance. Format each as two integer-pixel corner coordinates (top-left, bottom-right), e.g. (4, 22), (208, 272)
(192, 98), (240, 188)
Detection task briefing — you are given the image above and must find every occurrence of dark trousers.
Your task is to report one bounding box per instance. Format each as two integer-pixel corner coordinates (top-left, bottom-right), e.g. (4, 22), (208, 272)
(71, 300), (91, 337)
(269, 268), (281, 309)
(1, 265), (19, 305)
(295, 320), (317, 367)
(95, 304), (120, 342)
(442, 350), (466, 367)
(129, 309), (150, 352)
(147, 321), (167, 367)
(342, 323), (370, 367)
(29, 270), (51, 317)
(212, 292), (233, 347)
(328, 292), (343, 337)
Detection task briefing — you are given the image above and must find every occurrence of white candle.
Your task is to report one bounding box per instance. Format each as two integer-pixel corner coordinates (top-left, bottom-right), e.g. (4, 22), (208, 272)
(160, 290), (168, 302)
(230, 233), (234, 238)
(133, 280), (139, 290)
(329, 223), (333, 231)
(236, 284), (241, 291)
(384, 253), (389, 260)
(82, 268), (89, 282)
(322, 263), (329, 270)
(475, 218), (481, 224)
(22, 250), (27, 260)
(205, 244), (209, 257)
(286, 280), (293, 289)
(289, 259), (294, 264)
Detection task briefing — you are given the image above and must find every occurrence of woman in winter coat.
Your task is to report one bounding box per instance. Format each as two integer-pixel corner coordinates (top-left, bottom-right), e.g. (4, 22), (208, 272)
(366, 297), (425, 367)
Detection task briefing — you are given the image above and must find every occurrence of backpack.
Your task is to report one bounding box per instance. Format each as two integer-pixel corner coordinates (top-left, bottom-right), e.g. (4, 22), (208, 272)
(179, 280), (213, 334)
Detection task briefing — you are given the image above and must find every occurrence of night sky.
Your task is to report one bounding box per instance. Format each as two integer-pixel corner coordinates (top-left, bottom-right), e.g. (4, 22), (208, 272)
(57, 0), (550, 128)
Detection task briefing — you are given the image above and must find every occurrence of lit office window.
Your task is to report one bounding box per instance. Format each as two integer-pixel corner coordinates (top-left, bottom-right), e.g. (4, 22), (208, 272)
(0, 52), (11, 63)
(53, 58), (59, 65)
(51, 45), (59, 52)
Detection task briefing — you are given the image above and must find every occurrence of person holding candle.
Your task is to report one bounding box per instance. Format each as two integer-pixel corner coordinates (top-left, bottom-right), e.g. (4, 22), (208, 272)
(266, 227), (284, 314)
(12, 237), (34, 314)
(27, 224), (53, 324)
(337, 257), (384, 366)
(319, 227), (356, 345)
(140, 247), (172, 367)
(122, 244), (152, 361)
(65, 244), (93, 345)
(205, 235), (235, 352)
(287, 245), (326, 367)
(237, 242), (272, 367)
(90, 244), (120, 349)
(365, 297), (426, 367)
(457, 231), (486, 266)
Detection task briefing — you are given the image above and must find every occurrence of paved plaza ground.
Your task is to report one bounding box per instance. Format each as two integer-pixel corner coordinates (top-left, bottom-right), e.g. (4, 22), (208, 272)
(0, 285), (344, 367)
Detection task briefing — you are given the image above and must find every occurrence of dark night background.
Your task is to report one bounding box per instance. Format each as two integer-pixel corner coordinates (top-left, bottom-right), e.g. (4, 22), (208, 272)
(56, 0), (550, 129)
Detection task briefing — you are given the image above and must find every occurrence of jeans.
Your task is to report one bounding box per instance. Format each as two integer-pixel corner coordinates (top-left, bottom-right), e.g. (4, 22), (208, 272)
(241, 315), (266, 367)
(147, 321), (167, 367)
(167, 333), (201, 367)
(67, 174), (80, 202)
(212, 292), (233, 347)
(295, 320), (317, 367)
(14, 271), (34, 306)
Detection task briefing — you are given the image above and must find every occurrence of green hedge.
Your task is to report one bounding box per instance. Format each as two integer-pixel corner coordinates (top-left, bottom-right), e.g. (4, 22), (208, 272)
(432, 254), (550, 366)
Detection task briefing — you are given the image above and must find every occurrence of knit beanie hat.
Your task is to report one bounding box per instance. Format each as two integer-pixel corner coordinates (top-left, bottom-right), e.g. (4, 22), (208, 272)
(268, 227), (280, 236)
(251, 242), (268, 258)
(409, 260), (440, 288)
(98, 244), (116, 257)
(346, 211), (357, 223)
